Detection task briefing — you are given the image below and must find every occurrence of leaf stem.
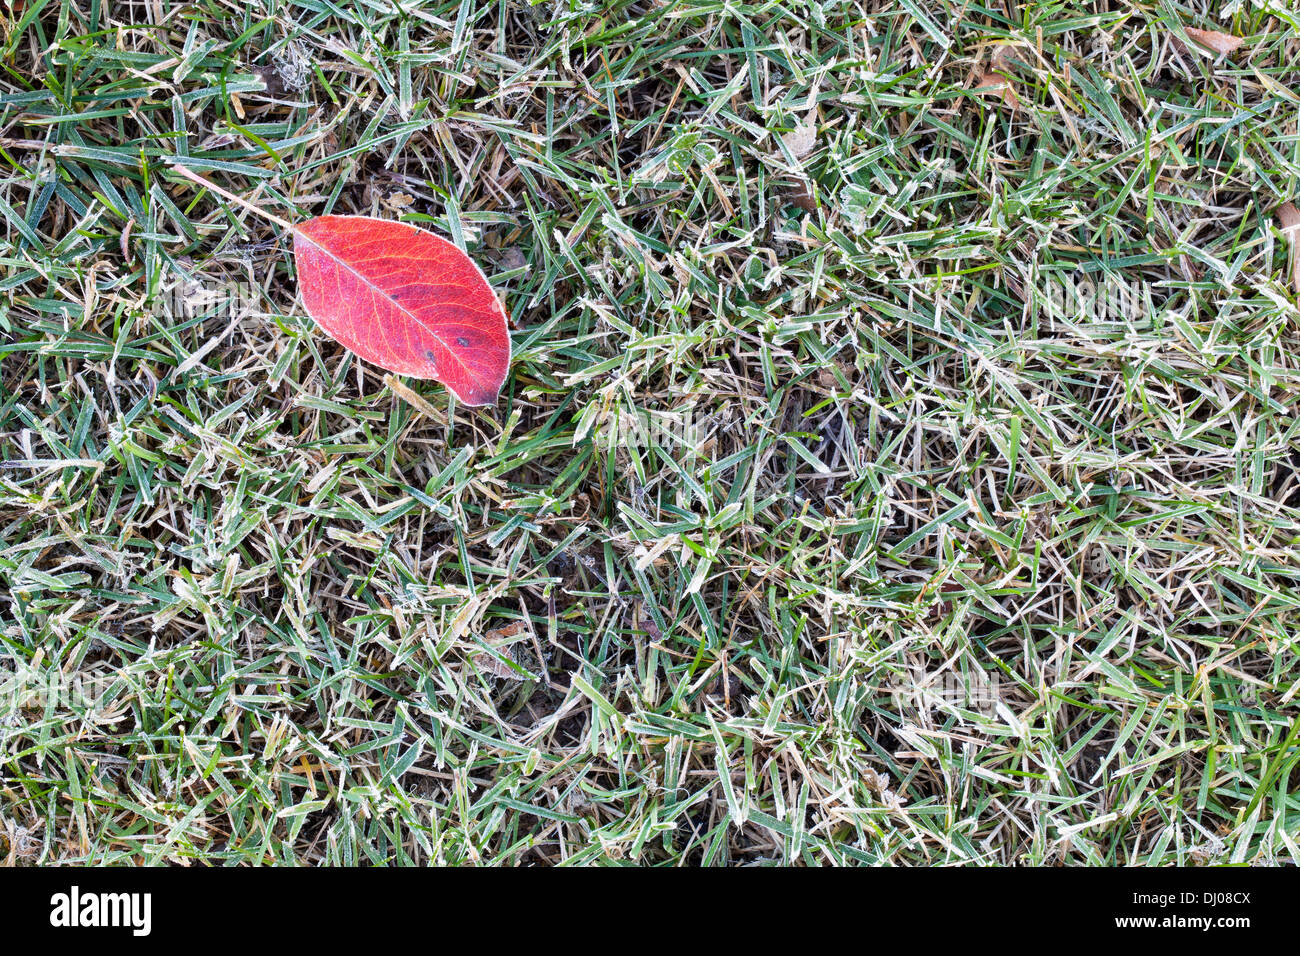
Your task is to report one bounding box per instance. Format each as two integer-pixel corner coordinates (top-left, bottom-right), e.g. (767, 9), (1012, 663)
(167, 162), (297, 233)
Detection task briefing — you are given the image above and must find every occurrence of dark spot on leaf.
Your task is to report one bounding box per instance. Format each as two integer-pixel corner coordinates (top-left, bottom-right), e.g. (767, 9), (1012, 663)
(456, 336), (470, 348)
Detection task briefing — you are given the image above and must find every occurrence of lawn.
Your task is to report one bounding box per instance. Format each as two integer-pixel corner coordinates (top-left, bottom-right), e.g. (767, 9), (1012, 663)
(1, 0), (1299, 866)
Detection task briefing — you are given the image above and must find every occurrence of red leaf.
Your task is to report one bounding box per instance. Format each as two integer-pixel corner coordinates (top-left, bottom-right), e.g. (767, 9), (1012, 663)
(293, 216), (510, 406)
(167, 165), (511, 405)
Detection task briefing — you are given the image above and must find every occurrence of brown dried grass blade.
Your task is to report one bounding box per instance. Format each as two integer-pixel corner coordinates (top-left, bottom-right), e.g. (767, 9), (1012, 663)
(477, 621), (536, 680)
(1183, 27), (1245, 55)
(1276, 203), (1300, 296)
(976, 71), (1020, 112)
